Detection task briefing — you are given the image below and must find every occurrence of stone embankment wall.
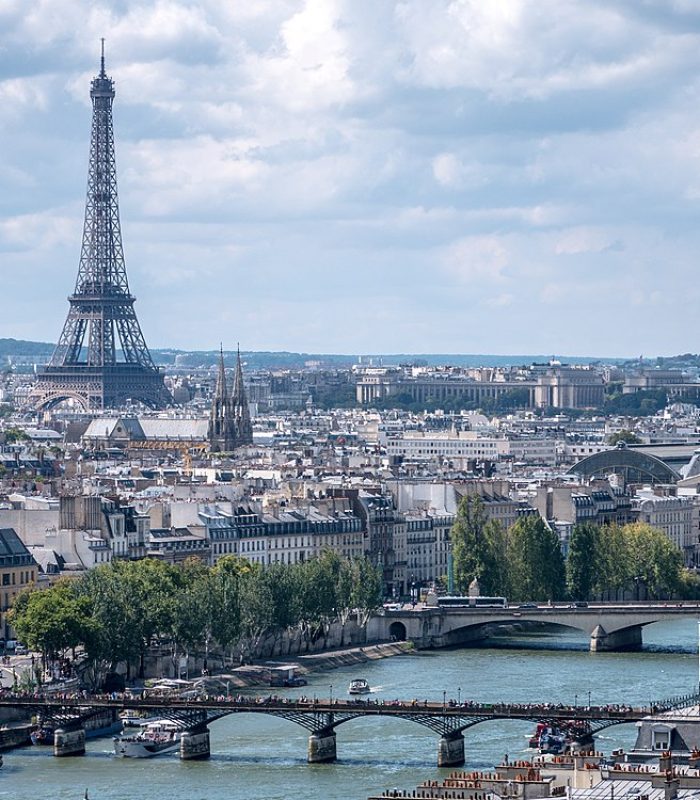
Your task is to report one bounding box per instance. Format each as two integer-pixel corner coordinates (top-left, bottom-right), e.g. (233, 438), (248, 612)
(142, 618), (404, 682)
(212, 642), (413, 689)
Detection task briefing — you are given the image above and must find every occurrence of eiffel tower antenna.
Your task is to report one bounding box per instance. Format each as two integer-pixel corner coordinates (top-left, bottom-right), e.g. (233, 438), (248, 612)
(29, 44), (171, 411)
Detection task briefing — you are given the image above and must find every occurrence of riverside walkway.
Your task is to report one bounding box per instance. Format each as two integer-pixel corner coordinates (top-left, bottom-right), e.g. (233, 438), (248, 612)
(2, 688), (696, 766)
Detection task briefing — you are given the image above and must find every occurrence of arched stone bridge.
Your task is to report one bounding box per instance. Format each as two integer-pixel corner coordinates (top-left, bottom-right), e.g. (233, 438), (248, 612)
(367, 602), (700, 651)
(2, 690), (696, 768)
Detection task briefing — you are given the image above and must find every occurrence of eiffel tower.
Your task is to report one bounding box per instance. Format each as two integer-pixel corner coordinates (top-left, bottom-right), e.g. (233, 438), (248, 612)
(29, 43), (170, 411)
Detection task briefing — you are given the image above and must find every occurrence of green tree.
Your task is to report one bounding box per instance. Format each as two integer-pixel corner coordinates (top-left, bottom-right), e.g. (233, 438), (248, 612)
(566, 523), (599, 600)
(211, 556), (251, 663)
(3, 427), (29, 444)
(594, 524), (633, 599)
(607, 430), (642, 445)
(351, 556), (383, 626)
(9, 580), (91, 660)
(451, 495), (490, 593)
(451, 496), (510, 596)
(507, 516), (566, 601)
(76, 563), (146, 681)
(479, 519), (510, 597)
(624, 522), (684, 598)
(171, 559), (217, 657)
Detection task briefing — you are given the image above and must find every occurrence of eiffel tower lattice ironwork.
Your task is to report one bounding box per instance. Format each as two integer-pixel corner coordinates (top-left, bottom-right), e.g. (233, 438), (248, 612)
(29, 43), (171, 411)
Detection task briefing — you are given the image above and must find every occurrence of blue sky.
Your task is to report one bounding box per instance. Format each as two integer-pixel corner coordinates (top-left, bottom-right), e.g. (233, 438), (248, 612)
(2, 0), (700, 357)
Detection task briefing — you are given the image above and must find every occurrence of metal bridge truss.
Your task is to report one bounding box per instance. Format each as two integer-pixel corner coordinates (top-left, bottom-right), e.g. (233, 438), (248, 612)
(13, 689), (700, 741)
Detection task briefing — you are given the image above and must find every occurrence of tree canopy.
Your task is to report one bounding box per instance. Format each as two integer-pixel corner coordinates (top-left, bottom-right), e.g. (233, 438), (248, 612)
(10, 552), (382, 687)
(450, 502), (687, 604)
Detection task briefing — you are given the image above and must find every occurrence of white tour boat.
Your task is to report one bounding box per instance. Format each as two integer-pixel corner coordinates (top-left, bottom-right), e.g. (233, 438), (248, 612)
(348, 678), (371, 695)
(113, 720), (182, 758)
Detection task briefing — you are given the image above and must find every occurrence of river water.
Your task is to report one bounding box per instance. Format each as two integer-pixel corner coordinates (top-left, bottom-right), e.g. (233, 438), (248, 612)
(3, 620), (699, 800)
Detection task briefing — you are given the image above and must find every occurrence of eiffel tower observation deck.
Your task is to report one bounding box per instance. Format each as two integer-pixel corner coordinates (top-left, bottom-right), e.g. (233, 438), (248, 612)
(29, 43), (171, 411)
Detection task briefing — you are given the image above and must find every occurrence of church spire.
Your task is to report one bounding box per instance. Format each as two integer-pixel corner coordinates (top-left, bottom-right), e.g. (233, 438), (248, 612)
(208, 346), (235, 451)
(231, 345), (253, 447)
(215, 344), (229, 407)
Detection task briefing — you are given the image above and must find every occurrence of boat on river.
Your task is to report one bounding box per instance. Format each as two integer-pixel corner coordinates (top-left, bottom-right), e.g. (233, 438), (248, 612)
(113, 720), (182, 758)
(118, 709), (160, 729)
(348, 678), (370, 695)
(538, 726), (567, 754)
(528, 720), (591, 754)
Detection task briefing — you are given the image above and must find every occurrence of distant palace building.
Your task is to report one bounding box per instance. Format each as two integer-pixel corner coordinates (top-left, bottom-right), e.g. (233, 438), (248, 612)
(355, 364), (604, 410)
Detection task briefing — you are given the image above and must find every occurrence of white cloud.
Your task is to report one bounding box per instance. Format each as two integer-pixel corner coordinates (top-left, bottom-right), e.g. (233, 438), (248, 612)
(443, 235), (510, 283)
(2, 1), (700, 355)
(0, 210), (76, 250)
(242, 0), (361, 113)
(553, 227), (621, 256)
(0, 77), (49, 120)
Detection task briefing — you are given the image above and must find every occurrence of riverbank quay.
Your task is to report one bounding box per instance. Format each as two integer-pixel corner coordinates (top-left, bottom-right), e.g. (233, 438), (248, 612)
(217, 641), (413, 689)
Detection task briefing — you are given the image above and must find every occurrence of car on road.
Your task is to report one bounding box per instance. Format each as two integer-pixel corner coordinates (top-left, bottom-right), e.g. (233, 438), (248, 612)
(518, 603), (537, 609)
(14, 644), (27, 655)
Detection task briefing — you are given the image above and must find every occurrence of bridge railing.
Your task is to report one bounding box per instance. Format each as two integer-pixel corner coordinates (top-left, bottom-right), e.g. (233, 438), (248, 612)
(0, 691), (669, 721)
(654, 690), (700, 712)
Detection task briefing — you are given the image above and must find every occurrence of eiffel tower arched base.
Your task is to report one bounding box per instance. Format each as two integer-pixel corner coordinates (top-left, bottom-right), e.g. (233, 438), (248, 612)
(29, 364), (171, 411)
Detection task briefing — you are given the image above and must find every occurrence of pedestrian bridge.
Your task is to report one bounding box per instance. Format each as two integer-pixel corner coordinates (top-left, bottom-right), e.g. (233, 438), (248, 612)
(367, 602), (700, 651)
(2, 689), (695, 767)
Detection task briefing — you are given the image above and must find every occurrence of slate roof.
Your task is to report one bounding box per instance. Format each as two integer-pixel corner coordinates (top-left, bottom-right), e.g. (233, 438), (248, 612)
(0, 528), (34, 567)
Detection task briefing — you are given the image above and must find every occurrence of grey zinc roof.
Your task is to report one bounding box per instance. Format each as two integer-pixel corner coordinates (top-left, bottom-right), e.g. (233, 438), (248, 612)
(138, 419), (208, 440)
(82, 417), (207, 441)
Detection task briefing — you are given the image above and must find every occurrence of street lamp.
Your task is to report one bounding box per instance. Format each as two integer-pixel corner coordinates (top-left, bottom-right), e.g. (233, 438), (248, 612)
(330, 684), (333, 705)
(458, 687), (462, 706)
(588, 690), (592, 708)
(574, 694), (578, 708)
(443, 690), (447, 712)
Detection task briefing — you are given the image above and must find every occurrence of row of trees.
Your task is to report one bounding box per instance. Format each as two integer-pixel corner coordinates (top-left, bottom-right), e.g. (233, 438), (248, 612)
(10, 552), (382, 686)
(566, 521), (687, 600)
(451, 496), (689, 601)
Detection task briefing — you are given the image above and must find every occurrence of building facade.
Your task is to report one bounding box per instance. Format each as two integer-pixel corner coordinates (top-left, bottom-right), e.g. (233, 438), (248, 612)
(0, 528), (37, 641)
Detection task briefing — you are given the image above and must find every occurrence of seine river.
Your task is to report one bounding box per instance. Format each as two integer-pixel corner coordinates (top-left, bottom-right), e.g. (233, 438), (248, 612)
(3, 620), (699, 800)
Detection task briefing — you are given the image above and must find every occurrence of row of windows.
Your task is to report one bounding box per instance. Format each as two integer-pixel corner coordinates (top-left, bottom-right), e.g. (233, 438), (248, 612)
(2, 569), (35, 586)
(212, 520), (363, 539)
(0, 555), (33, 568)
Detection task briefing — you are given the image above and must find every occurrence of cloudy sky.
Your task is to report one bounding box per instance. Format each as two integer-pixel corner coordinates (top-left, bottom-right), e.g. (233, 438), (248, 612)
(2, 1), (700, 357)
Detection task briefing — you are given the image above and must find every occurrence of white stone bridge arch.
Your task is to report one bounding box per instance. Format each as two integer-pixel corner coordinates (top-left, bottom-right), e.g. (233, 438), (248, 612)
(368, 603), (700, 651)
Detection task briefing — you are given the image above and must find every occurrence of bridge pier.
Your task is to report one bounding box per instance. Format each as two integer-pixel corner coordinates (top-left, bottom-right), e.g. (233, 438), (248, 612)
(590, 625), (642, 652)
(53, 727), (85, 757)
(180, 728), (210, 760)
(437, 732), (465, 767)
(308, 728), (337, 763)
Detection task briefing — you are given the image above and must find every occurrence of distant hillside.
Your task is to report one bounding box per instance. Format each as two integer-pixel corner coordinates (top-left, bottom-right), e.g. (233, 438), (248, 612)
(150, 350), (631, 370)
(0, 338), (54, 360)
(0, 338), (663, 370)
